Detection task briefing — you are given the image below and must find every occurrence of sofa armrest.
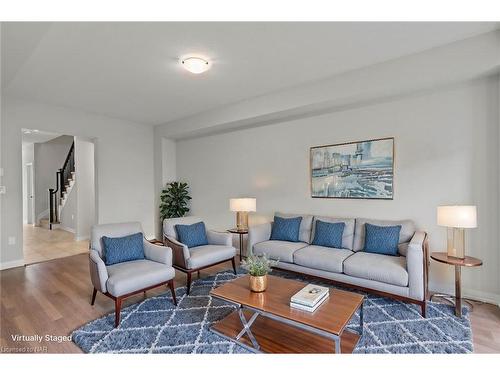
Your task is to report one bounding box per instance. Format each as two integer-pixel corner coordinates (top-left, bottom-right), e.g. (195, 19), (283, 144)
(89, 249), (108, 293)
(143, 239), (173, 266)
(406, 231), (427, 301)
(207, 230), (232, 246)
(247, 222), (272, 257)
(164, 236), (190, 269)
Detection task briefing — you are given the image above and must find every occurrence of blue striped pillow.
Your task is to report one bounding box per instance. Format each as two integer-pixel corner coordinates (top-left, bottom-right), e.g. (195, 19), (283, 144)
(270, 216), (302, 242)
(175, 221), (209, 248)
(364, 223), (401, 256)
(312, 220), (345, 248)
(102, 232), (145, 266)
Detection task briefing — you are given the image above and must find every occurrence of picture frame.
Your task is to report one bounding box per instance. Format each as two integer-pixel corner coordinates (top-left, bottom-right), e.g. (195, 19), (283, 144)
(310, 137), (394, 199)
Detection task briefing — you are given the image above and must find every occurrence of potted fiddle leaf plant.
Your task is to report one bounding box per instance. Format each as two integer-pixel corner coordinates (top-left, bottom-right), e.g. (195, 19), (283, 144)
(241, 253), (278, 292)
(160, 181), (192, 220)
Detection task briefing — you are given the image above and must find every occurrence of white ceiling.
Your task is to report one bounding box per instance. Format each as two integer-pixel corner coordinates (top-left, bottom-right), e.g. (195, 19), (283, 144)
(2, 22), (499, 126)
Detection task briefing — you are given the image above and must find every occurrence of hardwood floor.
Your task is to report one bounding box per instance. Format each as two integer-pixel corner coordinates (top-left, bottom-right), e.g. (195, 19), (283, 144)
(23, 224), (89, 264)
(1, 253), (499, 353)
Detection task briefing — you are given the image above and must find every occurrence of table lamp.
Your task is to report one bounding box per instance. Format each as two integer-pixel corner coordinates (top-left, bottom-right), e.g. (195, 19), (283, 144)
(229, 198), (256, 231)
(437, 205), (477, 259)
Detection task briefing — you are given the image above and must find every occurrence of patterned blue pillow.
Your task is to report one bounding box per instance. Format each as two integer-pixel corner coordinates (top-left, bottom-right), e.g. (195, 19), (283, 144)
(270, 216), (302, 242)
(364, 223), (402, 256)
(175, 221), (209, 248)
(102, 232), (145, 266)
(312, 220), (345, 248)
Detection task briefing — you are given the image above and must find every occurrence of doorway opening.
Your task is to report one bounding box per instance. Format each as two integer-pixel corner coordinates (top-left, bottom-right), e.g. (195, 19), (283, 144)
(21, 129), (97, 264)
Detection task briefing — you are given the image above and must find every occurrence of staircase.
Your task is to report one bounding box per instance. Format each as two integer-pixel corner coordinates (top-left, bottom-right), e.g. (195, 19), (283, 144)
(48, 142), (75, 230)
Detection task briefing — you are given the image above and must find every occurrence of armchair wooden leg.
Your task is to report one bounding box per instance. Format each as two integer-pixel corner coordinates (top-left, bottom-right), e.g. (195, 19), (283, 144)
(231, 257), (237, 275)
(91, 288), (97, 306)
(420, 300), (427, 318)
(168, 279), (177, 306)
(186, 272), (192, 295)
(114, 297), (123, 328)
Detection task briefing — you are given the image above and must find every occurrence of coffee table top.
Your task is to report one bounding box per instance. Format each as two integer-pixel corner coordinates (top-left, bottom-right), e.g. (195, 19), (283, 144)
(210, 275), (363, 336)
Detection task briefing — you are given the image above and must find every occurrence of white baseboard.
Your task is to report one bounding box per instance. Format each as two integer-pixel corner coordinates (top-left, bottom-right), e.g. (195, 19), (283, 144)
(59, 225), (76, 234)
(0, 259), (25, 270)
(463, 288), (500, 307)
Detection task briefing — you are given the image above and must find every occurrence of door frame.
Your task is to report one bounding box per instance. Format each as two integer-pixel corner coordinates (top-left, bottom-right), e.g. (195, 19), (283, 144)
(25, 162), (35, 225)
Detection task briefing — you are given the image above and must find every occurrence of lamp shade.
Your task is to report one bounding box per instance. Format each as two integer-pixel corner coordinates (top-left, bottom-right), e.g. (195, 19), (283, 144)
(229, 198), (256, 212)
(437, 205), (477, 228)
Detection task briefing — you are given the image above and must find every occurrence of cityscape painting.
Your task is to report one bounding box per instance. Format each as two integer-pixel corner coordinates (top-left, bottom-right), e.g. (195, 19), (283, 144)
(310, 137), (394, 199)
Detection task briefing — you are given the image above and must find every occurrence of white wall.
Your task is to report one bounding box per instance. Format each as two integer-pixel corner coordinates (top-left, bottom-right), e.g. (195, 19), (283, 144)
(176, 77), (500, 304)
(75, 137), (96, 241)
(33, 135), (74, 222)
(0, 98), (156, 268)
(21, 142), (34, 223)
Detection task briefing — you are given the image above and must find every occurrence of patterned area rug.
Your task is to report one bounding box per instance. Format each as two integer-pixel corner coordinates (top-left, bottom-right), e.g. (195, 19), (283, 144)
(72, 269), (473, 354)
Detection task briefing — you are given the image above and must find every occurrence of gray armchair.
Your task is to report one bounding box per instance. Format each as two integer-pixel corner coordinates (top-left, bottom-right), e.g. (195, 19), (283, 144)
(163, 217), (237, 294)
(89, 222), (176, 327)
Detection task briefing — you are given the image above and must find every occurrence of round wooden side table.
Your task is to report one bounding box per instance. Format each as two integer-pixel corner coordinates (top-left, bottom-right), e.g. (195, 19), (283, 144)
(430, 252), (482, 318)
(228, 228), (248, 259)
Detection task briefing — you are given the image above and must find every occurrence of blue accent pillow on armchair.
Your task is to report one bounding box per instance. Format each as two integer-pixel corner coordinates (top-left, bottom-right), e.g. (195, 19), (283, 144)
(102, 232), (145, 266)
(270, 216), (302, 242)
(364, 223), (402, 256)
(312, 220), (345, 248)
(175, 221), (209, 248)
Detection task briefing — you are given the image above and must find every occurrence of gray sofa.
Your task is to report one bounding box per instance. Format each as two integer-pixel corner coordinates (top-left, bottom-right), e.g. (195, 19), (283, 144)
(248, 213), (429, 316)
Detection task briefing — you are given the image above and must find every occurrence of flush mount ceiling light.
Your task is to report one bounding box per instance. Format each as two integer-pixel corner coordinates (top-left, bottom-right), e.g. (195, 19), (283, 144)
(181, 57), (210, 74)
(22, 129), (39, 134)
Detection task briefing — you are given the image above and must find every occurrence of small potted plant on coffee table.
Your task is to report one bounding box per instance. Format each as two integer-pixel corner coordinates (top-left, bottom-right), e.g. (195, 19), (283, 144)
(241, 254), (278, 292)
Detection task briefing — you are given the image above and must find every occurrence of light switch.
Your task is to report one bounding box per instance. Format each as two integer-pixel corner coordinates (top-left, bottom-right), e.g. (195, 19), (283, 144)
(0, 186), (5, 194)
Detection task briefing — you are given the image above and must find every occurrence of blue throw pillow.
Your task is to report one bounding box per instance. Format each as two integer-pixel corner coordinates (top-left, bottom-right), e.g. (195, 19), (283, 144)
(102, 232), (145, 266)
(175, 221), (209, 248)
(312, 220), (345, 249)
(364, 223), (402, 256)
(270, 216), (302, 242)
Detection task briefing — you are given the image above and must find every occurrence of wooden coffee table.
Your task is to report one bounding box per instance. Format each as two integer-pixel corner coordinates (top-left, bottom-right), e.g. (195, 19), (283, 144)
(209, 275), (364, 353)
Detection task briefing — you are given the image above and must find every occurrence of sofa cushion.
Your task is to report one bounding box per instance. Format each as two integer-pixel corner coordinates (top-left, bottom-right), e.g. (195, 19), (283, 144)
(293, 245), (354, 274)
(102, 232), (145, 266)
(343, 252), (408, 287)
(353, 218), (415, 252)
(175, 221), (209, 248)
(275, 212), (313, 243)
(312, 216), (355, 250)
(187, 245), (236, 269)
(253, 240), (308, 263)
(311, 220), (345, 248)
(106, 259), (175, 296)
(364, 223), (402, 256)
(270, 216), (302, 242)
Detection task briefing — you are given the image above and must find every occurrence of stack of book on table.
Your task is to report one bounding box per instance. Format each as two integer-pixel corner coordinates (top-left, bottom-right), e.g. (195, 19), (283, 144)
(290, 284), (329, 312)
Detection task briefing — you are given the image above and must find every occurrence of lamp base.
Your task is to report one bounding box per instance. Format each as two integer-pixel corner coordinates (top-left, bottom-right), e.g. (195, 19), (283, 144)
(447, 227), (465, 259)
(236, 212), (249, 231)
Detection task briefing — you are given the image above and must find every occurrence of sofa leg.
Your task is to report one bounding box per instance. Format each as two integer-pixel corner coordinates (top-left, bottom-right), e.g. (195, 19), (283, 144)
(420, 301), (427, 318)
(186, 272), (192, 295)
(168, 279), (177, 306)
(114, 297), (122, 327)
(91, 288), (97, 305)
(231, 257), (237, 275)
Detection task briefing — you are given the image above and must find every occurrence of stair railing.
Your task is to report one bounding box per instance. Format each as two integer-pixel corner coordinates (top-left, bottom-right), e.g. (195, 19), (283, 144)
(48, 142), (75, 230)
